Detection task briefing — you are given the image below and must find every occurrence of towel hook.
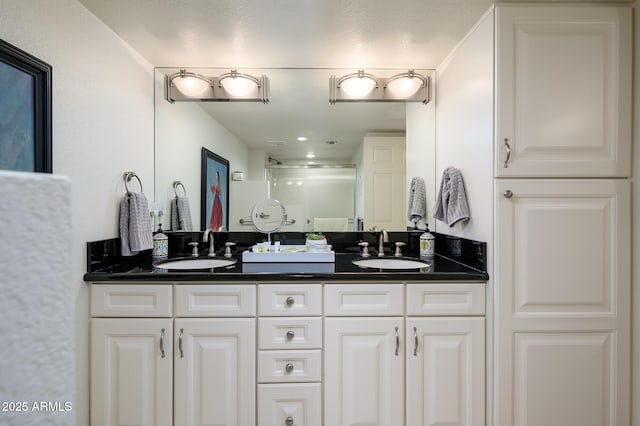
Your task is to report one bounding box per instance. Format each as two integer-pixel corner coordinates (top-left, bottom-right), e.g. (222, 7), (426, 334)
(123, 172), (143, 194)
(173, 181), (186, 197)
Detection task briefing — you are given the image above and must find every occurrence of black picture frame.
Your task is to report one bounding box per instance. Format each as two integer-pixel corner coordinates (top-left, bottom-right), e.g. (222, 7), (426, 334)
(201, 147), (230, 231)
(0, 38), (52, 173)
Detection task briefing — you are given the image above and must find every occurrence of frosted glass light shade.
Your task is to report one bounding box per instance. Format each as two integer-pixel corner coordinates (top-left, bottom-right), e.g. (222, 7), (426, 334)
(173, 74), (211, 97)
(386, 76), (423, 97)
(220, 76), (258, 97)
(340, 75), (377, 97)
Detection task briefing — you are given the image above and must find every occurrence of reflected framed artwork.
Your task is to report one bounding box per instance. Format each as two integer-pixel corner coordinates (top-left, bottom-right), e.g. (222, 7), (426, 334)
(201, 147), (229, 231)
(0, 39), (52, 173)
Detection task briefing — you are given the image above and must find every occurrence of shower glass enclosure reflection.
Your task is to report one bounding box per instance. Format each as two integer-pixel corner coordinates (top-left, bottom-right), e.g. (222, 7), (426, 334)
(266, 165), (357, 233)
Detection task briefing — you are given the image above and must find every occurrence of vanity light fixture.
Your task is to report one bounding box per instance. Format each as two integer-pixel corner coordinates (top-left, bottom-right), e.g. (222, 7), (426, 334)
(329, 69), (430, 104)
(165, 68), (269, 103)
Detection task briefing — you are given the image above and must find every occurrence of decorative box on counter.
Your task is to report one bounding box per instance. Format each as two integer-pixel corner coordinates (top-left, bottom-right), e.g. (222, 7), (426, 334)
(241, 244), (335, 263)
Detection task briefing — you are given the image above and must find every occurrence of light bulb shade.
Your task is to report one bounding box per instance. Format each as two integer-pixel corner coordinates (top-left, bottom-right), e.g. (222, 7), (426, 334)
(385, 75), (424, 97)
(337, 70), (377, 97)
(170, 70), (211, 97)
(218, 70), (261, 97)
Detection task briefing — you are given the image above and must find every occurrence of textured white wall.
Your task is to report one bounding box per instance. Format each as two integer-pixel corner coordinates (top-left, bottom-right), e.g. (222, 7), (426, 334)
(0, 1), (155, 424)
(0, 171), (73, 426)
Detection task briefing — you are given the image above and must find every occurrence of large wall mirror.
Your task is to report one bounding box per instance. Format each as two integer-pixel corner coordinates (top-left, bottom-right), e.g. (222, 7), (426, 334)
(154, 67), (435, 232)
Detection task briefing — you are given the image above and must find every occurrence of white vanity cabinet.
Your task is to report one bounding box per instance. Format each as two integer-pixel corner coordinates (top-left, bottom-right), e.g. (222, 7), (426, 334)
(90, 283), (257, 426)
(324, 282), (486, 426)
(495, 5), (631, 178)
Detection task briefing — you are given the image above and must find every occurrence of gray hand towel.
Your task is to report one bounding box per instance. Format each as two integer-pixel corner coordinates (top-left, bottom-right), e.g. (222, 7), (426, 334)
(119, 192), (153, 256)
(171, 196), (193, 231)
(407, 176), (427, 222)
(432, 167), (470, 226)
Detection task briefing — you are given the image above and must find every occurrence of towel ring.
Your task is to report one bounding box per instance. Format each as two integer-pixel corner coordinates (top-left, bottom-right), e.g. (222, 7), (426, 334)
(173, 181), (186, 197)
(123, 172), (143, 194)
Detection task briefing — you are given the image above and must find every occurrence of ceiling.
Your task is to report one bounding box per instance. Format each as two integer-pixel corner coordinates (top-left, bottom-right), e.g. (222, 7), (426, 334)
(78, 0), (630, 161)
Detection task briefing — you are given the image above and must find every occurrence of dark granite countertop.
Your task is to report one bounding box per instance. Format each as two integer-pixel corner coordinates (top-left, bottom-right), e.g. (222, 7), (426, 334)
(84, 252), (488, 282)
(84, 231), (489, 282)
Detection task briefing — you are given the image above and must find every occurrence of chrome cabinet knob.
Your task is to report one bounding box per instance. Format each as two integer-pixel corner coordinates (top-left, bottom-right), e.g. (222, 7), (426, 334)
(285, 296), (295, 306)
(285, 362), (294, 373)
(285, 416), (294, 426)
(504, 189), (513, 199)
(286, 330), (295, 340)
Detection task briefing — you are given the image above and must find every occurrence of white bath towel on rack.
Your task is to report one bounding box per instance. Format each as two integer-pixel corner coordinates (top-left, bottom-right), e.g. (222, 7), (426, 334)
(433, 167), (470, 226)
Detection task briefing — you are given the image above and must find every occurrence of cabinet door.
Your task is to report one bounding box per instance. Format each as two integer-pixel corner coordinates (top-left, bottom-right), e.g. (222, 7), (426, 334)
(91, 318), (173, 426)
(406, 318), (485, 426)
(496, 5), (631, 177)
(174, 318), (256, 426)
(494, 179), (630, 426)
(324, 317), (404, 426)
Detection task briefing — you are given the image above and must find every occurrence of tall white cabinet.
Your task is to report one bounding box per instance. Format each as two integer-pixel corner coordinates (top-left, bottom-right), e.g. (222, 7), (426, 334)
(435, 4), (631, 426)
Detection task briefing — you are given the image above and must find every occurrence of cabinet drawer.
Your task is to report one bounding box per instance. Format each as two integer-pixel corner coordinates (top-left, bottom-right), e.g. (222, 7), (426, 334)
(324, 284), (404, 316)
(258, 383), (321, 426)
(258, 318), (322, 349)
(175, 285), (256, 317)
(406, 283), (485, 315)
(258, 284), (322, 316)
(258, 350), (322, 383)
(91, 284), (172, 317)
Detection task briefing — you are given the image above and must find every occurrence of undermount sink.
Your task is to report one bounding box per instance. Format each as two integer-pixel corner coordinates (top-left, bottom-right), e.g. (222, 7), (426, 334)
(352, 257), (431, 270)
(155, 257), (238, 270)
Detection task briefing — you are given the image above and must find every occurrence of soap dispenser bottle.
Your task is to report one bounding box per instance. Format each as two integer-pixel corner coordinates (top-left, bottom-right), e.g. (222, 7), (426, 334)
(419, 226), (434, 258)
(152, 224), (169, 260)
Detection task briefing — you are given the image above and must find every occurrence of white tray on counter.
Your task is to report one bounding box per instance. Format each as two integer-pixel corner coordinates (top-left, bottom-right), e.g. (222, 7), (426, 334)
(242, 245), (335, 263)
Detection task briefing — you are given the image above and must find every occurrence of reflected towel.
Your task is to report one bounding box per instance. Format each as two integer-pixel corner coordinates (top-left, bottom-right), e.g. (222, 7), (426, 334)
(407, 176), (427, 222)
(432, 167), (470, 226)
(171, 196), (193, 231)
(313, 217), (349, 232)
(119, 192), (153, 256)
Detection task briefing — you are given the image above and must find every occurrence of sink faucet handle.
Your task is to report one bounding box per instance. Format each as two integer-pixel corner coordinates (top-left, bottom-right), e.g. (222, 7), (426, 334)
(224, 242), (236, 258)
(358, 241), (370, 258)
(188, 242), (199, 257)
(394, 242), (406, 257)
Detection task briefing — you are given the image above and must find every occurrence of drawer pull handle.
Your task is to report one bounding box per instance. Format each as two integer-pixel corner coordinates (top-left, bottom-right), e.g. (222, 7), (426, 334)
(395, 326), (399, 356)
(504, 138), (511, 168)
(413, 327), (418, 356)
(285, 296), (295, 306)
(178, 328), (184, 358)
(160, 328), (166, 359)
(285, 362), (294, 373)
(285, 416), (294, 426)
(286, 330), (295, 340)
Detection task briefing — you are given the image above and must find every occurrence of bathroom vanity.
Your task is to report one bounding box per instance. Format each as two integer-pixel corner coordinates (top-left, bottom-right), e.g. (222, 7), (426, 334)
(85, 233), (488, 426)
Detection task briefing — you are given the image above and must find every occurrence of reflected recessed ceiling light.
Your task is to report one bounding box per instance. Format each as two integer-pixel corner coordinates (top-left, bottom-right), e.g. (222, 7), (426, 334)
(296, 182), (303, 186)
(171, 69), (211, 97)
(297, 136), (308, 142)
(306, 153), (316, 158)
(307, 161), (316, 165)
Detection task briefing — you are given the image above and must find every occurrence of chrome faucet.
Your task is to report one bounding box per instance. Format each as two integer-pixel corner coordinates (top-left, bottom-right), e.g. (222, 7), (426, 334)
(202, 229), (216, 257)
(378, 229), (388, 257)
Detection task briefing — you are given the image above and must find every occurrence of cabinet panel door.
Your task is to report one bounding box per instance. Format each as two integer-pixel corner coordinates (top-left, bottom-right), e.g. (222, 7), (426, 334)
(91, 318), (173, 426)
(174, 318), (256, 426)
(406, 318), (485, 426)
(494, 179), (630, 426)
(324, 317), (404, 426)
(496, 6), (631, 177)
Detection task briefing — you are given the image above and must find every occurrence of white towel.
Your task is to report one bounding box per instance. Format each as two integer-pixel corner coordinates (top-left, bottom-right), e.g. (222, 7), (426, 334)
(313, 217), (349, 232)
(119, 192), (153, 256)
(432, 167), (470, 227)
(407, 177), (427, 222)
(171, 196), (193, 231)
